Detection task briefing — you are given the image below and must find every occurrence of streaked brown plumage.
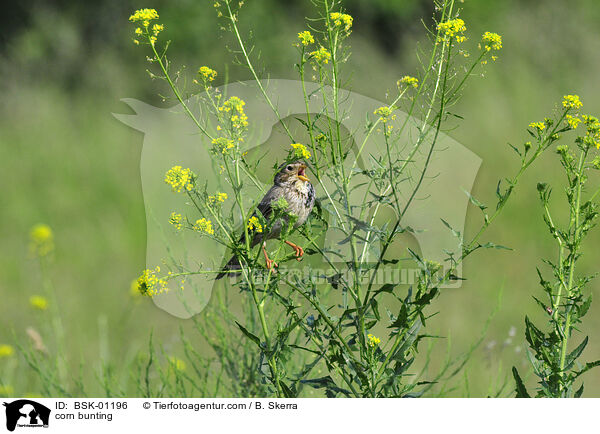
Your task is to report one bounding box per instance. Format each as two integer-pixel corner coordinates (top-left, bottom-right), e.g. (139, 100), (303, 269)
(216, 161), (315, 279)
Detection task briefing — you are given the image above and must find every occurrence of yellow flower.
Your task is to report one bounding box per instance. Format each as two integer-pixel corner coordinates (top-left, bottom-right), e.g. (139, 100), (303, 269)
(330, 12), (353, 32)
(398, 75), (419, 89)
(0, 385), (14, 396)
(481, 31), (502, 51)
(136, 266), (168, 297)
(221, 96), (245, 112)
(565, 114), (581, 130)
(169, 357), (186, 372)
(374, 106), (396, 123)
(528, 122), (546, 132)
(193, 218), (214, 235)
(290, 143), (311, 159)
(297, 30), (315, 46)
(437, 18), (466, 43)
(129, 8), (159, 25)
(367, 333), (381, 348)
(212, 137), (236, 154)
(582, 115), (600, 149)
(134, 27), (143, 35)
(30, 224), (54, 257)
(310, 46), (331, 64)
(169, 212), (183, 230)
(208, 192), (228, 205)
(29, 295), (48, 311)
(563, 95), (583, 110)
(0, 345), (14, 358)
(165, 166), (194, 193)
(198, 66), (218, 83)
(247, 216), (263, 233)
(219, 96), (249, 129)
(152, 23), (164, 36)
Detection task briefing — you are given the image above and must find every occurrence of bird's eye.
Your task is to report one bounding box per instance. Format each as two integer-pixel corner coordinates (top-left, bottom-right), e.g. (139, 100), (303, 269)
(286, 165), (293, 171)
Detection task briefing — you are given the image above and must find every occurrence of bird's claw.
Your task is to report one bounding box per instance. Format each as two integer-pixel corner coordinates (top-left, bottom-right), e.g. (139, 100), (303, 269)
(266, 258), (279, 270)
(293, 246), (304, 261)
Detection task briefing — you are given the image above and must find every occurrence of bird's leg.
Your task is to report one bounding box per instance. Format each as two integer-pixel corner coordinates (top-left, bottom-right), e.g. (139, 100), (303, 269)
(285, 240), (304, 261)
(262, 242), (278, 270)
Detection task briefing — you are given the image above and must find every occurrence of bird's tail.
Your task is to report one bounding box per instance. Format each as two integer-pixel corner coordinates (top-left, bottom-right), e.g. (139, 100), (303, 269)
(215, 254), (242, 280)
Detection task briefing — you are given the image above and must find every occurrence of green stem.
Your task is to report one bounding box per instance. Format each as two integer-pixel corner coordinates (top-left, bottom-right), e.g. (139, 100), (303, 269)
(558, 149), (586, 393)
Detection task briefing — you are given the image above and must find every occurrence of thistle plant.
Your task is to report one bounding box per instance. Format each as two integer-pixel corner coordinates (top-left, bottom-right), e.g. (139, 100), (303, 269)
(126, 0), (586, 398)
(512, 98), (600, 398)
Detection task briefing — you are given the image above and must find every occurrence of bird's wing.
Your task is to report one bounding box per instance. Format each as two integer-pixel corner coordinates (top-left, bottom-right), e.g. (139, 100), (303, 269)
(256, 185), (281, 220)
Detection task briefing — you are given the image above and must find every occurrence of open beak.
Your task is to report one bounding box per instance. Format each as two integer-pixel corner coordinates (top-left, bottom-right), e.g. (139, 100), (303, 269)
(297, 164), (310, 182)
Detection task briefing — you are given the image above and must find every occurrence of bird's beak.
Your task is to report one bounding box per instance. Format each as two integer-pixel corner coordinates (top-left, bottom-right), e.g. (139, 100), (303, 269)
(297, 164), (309, 182)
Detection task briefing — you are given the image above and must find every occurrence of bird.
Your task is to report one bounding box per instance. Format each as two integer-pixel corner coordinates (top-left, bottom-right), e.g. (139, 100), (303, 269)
(216, 160), (315, 279)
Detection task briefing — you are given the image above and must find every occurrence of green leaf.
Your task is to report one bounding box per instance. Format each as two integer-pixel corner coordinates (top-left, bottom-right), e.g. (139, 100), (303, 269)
(512, 367), (530, 398)
(478, 242), (512, 250)
(579, 294), (592, 318)
(574, 360), (600, 380)
(564, 336), (589, 371)
(440, 218), (461, 239)
(463, 189), (487, 211)
(373, 283), (396, 296)
(235, 322), (261, 347)
(300, 376), (350, 397)
(388, 303), (408, 329)
(280, 381), (297, 398)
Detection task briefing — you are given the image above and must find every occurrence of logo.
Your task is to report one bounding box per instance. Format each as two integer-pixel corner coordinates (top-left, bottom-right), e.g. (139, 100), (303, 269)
(3, 400), (50, 432)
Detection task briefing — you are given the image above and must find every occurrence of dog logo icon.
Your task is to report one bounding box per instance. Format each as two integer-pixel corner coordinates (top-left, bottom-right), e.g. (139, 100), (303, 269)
(3, 400), (50, 431)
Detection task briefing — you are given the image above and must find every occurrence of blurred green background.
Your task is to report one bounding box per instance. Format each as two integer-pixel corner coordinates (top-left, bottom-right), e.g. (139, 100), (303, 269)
(1, 0), (600, 396)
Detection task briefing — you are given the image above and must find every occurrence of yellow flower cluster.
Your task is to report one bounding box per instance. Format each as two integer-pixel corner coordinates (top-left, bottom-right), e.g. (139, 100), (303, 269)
(129, 8), (162, 45)
(30, 224), (54, 257)
(367, 333), (381, 348)
(193, 218), (214, 235)
(29, 295), (48, 311)
(528, 122), (546, 132)
(310, 46), (331, 64)
(165, 166), (194, 193)
(213, 137), (236, 154)
(582, 115), (600, 149)
(481, 32), (502, 51)
(247, 216), (263, 233)
(219, 96), (249, 129)
(374, 106), (396, 123)
(565, 114), (581, 130)
(315, 133), (328, 148)
(137, 266), (168, 297)
(562, 95), (583, 110)
(169, 212), (183, 230)
(330, 12), (353, 32)
(291, 143), (311, 159)
(198, 66), (217, 83)
(0, 345), (14, 358)
(208, 192), (228, 205)
(221, 96), (245, 112)
(297, 30), (315, 46)
(437, 18), (467, 43)
(398, 75), (419, 89)
(129, 8), (159, 24)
